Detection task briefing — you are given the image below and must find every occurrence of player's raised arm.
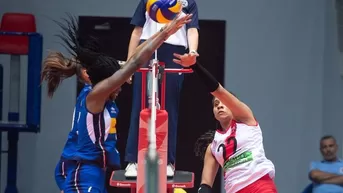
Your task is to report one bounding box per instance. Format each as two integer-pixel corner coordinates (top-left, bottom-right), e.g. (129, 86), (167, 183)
(85, 14), (192, 113)
(174, 60), (255, 125)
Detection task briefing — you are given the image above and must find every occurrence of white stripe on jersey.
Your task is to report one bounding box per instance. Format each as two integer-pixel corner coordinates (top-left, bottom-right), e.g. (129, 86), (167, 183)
(96, 113), (106, 168)
(86, 108), (111, 143)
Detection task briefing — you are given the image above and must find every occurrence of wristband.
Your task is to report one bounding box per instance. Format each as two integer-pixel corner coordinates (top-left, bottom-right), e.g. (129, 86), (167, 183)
(191, 62), (219, 93)
(198, 184), (212, 193)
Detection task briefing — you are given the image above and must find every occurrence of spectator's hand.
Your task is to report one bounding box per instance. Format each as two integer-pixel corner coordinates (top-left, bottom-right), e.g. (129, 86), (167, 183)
(118, 60), (133, 84)
(172, 52), (199, 67)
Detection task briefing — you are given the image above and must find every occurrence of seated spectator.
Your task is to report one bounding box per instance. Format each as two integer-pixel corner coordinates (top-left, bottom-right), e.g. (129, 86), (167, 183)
(309, 135), (343, 193)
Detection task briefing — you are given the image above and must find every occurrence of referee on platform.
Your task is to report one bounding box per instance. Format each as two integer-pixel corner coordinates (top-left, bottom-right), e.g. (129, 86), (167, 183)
(124, 0), (199, 178)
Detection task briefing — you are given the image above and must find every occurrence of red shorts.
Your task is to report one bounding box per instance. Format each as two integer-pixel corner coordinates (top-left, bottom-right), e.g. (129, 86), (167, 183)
(236, 174), (278, 193)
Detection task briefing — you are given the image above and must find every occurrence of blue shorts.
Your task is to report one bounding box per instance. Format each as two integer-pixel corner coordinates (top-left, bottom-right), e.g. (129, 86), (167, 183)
(63, 162), (107, 193)
(54, 159), (77, 190)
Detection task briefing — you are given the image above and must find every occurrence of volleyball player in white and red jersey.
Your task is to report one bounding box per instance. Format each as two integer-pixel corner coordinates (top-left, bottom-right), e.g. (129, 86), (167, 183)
(173, 57), (278, 193)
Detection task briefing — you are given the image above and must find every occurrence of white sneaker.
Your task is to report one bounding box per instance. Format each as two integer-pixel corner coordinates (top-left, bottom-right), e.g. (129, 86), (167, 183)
(124, 163), (137, 177)
(125, 162), (174, 177)
(167, 164), (175, 177)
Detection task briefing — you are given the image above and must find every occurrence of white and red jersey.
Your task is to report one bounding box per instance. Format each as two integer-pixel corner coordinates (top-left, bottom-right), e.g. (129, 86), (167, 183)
(210, 120), (275, 193)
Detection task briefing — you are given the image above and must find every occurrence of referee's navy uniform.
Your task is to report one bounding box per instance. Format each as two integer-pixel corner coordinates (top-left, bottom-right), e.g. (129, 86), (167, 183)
(124, 0), (199, 172)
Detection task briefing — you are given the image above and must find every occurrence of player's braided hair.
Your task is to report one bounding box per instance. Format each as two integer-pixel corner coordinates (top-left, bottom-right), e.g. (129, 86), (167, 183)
(54, 13), (121, 86)
(41, 14), (122, 97)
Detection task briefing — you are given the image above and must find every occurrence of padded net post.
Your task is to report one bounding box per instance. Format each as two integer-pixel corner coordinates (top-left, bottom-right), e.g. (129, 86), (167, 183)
(145, 147), (158, 193)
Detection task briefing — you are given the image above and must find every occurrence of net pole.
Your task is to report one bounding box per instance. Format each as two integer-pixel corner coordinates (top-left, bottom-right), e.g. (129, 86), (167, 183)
(145, 22), (160, 193)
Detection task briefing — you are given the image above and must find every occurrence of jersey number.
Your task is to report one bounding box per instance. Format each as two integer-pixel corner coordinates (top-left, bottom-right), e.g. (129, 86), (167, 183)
(217, 136), (237, 161)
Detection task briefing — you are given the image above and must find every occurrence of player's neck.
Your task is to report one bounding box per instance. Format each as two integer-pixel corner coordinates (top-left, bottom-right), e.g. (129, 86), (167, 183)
(220, 120), (232, 131)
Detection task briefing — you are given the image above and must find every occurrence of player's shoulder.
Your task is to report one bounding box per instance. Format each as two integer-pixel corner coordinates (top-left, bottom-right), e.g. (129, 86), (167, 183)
(81, 84), (92, 94)
(78, 84), (91, 95)
(235, 119), (260, 129)
(77, 85), (92, 101)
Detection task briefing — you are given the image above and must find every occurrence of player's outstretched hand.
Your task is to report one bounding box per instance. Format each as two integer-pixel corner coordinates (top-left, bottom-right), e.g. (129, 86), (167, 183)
(163, 14), (192, 37)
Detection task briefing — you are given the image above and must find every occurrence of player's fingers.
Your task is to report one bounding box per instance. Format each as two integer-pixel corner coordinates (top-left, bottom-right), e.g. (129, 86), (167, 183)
(176, 12), (182, 18)
(184, 19), (192, 24)
(177, 14), (190, 23)
(185, 14), (193, 20)
(173, 53), (183, 59)
(183, 14), (192, 23)
(173, 59), (182, 65)
(174, 13), (184, 23)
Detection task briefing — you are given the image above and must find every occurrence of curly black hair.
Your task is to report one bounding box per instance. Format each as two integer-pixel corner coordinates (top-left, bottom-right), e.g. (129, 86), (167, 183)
(194, 129), (216, 160)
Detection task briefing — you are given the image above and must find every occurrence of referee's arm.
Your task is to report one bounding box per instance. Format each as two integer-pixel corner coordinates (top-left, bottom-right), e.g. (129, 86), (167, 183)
(187, 1), (200, 53)
(127, 0), (146, 60)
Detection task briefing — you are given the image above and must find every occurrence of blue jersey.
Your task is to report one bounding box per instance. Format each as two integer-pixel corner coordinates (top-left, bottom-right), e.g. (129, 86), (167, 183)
(74, 92), (120, 168)
(61, 84), (92, 160)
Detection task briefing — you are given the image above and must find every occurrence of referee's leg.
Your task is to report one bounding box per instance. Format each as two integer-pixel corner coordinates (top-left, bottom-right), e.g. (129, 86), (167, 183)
(125, 40), (151, 176)
(124, 71), (142, 165)
(165, 71), (184, 165)
(159, 43), (186, 175)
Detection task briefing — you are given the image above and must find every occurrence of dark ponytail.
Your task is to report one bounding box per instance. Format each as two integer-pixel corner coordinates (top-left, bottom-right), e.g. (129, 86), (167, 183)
(41, 51), (79, 97)
(53, 13), (120, 86)
(194, 130), (216, 160)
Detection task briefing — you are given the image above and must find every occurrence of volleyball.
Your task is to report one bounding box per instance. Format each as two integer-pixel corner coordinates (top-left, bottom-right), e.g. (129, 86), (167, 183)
(146, 0), (182, 24)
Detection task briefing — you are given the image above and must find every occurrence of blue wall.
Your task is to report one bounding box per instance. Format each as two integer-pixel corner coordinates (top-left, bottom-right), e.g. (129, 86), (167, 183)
(0, 0), (342, 192)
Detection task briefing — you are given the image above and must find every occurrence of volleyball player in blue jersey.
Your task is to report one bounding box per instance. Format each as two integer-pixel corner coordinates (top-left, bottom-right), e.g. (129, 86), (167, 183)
(42, 14), (192, 193)
(42, 54), (122, 193)
(41, 54), (93, 192)
(41, 54), (120, 193)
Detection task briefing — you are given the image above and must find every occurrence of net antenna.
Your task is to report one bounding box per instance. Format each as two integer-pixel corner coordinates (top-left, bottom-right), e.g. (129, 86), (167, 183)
(145, 22), (160, 193)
